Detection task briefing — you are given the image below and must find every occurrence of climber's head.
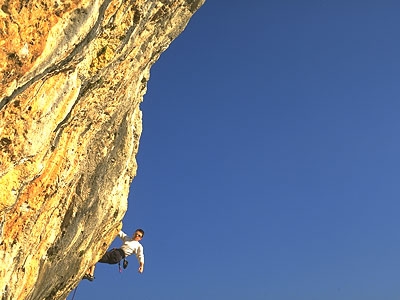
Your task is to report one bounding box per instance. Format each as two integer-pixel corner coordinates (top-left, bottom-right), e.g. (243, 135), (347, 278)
(133, 229), (144, 241)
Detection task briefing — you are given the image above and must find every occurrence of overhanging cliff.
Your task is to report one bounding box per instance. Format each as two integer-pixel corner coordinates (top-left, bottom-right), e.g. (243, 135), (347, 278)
(0, 0), (204, 299)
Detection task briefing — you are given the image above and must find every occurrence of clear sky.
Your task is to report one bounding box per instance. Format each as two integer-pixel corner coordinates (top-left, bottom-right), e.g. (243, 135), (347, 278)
(69, 1), (400, 299)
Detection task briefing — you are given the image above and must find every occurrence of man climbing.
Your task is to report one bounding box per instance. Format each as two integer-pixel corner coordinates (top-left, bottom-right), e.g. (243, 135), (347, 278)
(83, 228), (145, 281)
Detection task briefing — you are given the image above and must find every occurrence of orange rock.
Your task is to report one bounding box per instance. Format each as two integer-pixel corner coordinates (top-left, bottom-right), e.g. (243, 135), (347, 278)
(0, 0), (204, 299)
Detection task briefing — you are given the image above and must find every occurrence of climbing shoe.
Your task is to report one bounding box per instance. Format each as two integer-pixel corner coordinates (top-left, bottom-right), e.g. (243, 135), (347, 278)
(83, 274), (94, 281)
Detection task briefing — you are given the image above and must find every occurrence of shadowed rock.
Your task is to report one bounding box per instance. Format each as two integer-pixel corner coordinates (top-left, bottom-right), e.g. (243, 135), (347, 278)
(0, 0), (204, 299)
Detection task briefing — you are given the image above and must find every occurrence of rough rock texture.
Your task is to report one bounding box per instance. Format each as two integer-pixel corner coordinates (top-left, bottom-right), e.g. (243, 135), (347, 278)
(0, 0), (204, 299)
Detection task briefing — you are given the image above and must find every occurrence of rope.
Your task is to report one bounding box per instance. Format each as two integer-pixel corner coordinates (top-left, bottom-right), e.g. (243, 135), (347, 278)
(71, 285), (78, 300)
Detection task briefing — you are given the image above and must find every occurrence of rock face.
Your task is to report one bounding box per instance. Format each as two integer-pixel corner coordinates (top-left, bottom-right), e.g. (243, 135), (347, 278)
(0, 0), (204, 299)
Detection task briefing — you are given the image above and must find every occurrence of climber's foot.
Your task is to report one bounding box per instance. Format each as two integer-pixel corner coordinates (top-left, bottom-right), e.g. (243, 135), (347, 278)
(83, 274), (95, 281)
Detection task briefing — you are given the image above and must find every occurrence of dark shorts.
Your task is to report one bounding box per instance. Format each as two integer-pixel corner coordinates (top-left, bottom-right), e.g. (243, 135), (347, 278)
(98, 248), (125, 264)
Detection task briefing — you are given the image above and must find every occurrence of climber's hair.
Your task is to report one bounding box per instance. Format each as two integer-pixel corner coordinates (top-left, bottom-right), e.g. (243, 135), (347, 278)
(135, 228), (144, 237)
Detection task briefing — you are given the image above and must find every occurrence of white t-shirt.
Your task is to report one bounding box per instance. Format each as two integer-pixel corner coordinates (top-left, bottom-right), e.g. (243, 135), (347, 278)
(119, 231), (145, 264)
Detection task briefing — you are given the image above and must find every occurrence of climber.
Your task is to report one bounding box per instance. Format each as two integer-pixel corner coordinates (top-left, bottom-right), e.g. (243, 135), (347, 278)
(83, 228), (145, 281)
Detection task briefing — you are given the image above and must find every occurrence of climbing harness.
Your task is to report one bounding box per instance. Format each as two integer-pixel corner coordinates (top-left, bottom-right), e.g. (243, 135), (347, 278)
(118, 258), (128, 273)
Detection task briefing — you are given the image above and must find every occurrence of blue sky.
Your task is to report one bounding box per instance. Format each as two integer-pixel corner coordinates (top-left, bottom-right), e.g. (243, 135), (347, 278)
(70, 1), (400, 299)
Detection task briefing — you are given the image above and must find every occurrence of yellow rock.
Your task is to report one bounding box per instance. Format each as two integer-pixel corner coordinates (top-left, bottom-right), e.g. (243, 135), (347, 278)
(0, 0), (204, 299)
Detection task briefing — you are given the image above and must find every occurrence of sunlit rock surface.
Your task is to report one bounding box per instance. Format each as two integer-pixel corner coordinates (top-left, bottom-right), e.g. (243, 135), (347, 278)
(0, 0), (204, 299)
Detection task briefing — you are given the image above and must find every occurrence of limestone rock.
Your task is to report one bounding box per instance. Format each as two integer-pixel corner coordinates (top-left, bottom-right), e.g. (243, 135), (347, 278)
(0, 0), (204, 299)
